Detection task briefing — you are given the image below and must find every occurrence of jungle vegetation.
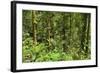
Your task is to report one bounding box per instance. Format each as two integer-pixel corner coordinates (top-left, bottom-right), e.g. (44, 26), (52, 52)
(22, 10), (91, 63)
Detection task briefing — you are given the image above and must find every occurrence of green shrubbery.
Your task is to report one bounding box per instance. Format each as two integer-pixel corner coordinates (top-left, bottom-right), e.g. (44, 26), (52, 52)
(22, 36), (90, 63)
(22, 10), (91, 63)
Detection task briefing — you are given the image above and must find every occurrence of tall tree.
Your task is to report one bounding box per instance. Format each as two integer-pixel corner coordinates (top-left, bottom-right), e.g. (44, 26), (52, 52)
(70, 13), (72, 49)
(32, 10), (37, 44)
(62, 13), (66, 52)
(86, 14), (90, 53)
(46, 12), (51, 47)
(80, 14), (87, 51)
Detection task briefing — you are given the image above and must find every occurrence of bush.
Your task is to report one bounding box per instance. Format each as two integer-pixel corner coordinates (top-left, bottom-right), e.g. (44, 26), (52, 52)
(22, 36), (90, 62)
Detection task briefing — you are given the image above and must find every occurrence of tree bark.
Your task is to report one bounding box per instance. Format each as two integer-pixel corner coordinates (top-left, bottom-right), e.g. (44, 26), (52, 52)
(32, 11), (37, 44)
(80, 14), (87, 51)
(70, 13), (72, 49)
(86, 14), (90, 52)
(62, 13), (66, 52)
(47, 16), (51, 47)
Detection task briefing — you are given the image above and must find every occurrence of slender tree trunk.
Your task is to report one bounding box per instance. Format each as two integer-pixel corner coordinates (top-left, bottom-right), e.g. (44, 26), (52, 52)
(70, 13), (72, 49)
(62, 13), (66, 52)
(86, 14), (90, 52)
(32, 11), (37, 44)
(62, 24), (66, 52)
(80, 14), (87, 51)
(47, 16), (51, 47)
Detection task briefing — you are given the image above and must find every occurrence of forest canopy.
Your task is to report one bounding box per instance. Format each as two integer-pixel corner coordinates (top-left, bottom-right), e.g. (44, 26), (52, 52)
(22, 10), (91, 63)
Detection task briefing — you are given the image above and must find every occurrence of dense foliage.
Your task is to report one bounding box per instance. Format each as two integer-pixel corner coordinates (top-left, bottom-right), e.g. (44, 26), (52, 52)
(22, 10), (91, 63)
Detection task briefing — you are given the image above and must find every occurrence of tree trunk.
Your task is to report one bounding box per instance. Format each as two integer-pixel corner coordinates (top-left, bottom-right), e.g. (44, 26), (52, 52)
(32, 11), (37, 44)
(62, 13), (66, 52)
(47, 16), (51, 47)
(69, 13), (72, 49)
(86, 14), (90, 53)
(80, 14), (87, 51)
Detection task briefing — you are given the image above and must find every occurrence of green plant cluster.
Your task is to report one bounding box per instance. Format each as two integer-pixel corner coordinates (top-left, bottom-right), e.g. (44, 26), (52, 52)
(22, 10), (91, 63)
(22, 33), (90, 63)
